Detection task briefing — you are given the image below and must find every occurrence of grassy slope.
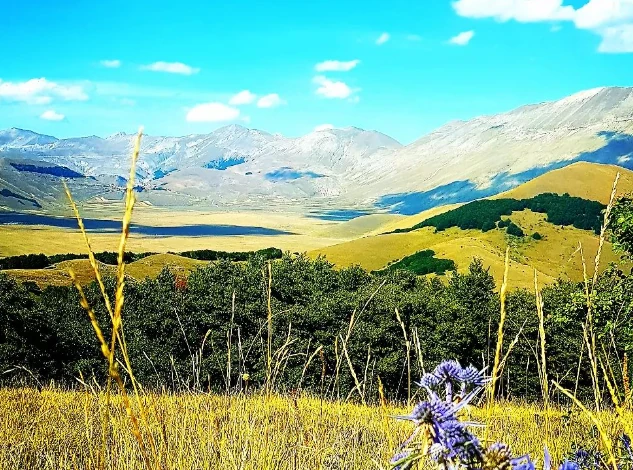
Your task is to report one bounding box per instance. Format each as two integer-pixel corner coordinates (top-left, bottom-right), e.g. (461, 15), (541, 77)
(493, 162), (633, 203)
(310, 208), (621, 290)
(6, 253), (208, 287)
(1, 389), (604, 470)
(309, 223), (557, 289)
(309, 162), (630, 289)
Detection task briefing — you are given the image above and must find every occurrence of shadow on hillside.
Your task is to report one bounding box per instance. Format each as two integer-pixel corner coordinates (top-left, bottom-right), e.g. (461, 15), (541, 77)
(376, 131), (633, 215)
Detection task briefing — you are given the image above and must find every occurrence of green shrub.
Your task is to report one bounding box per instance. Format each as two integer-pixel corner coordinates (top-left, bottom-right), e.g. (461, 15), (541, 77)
(506, 221), (525, 237)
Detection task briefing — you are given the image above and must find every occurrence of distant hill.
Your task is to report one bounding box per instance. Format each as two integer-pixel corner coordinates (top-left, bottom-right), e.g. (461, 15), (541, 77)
(1, 87), (632, 213)
(310, 164), (631, 288)
(494, 162), (633, 203)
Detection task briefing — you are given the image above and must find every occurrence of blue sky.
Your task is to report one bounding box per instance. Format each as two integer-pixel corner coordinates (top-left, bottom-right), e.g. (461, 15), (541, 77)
(0, 0), (632, 144)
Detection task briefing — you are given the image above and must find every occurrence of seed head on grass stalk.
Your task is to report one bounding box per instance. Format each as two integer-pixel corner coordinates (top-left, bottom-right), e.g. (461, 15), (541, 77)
(64, 127), (156, 470)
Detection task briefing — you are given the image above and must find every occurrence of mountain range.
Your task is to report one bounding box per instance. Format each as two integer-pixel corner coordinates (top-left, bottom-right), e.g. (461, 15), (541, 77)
(1, 86), (632, 217)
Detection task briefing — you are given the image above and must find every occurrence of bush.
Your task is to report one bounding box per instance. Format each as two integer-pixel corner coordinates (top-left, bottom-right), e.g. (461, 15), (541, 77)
(380, 250), (456, 275)
(506, 221), (524, 237)
(532, 232), (543, 240)
(497, 218), (510, 228)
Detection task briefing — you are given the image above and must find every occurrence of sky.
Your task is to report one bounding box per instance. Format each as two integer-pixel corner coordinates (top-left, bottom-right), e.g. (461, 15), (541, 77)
(0, 0), (632, 144)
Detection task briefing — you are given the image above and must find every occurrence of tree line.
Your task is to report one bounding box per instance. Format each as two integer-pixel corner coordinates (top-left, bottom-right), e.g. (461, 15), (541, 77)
(1, 252), (631, 403)
(392, 193), (606, 235)
(0, 247), (283, 270)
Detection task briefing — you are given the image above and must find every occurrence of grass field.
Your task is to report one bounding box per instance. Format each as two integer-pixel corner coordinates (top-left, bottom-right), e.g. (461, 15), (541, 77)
(309, 209), (620, 289)
(0, 389), (618, 470)
(495, 162), (633, 204)
(5, 253), (209, 286)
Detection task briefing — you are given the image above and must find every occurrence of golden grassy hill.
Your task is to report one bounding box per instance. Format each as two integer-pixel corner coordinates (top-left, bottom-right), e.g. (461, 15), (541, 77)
(125, 253), (208, 280)
(309, 209), (620, 290)
(494, 162), (633, 203)
(368, 204), (463, 235)
(6, 253), (208, 287)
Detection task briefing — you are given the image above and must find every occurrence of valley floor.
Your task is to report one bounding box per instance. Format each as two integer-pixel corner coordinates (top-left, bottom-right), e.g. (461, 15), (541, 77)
(0, 389), (614, 470)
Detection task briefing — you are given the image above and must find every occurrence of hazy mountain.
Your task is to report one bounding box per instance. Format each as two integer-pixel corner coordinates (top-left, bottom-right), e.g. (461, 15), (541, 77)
(1, 86), (632, 216)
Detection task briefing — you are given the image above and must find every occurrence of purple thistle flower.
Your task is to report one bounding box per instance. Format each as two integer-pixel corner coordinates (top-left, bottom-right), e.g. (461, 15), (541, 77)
(483, 442), (513, 470)
(511, 455), (536, 470)
(459, 365), (487, 387)
(440, 420), (482, 463)
(419, 372), (441, 389)
(433, 360), (463, 382)
(559, 461), (580, 470)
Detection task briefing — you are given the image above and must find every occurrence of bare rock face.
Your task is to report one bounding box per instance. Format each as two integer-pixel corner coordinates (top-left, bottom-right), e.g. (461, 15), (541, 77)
(1, 87), (633, 215)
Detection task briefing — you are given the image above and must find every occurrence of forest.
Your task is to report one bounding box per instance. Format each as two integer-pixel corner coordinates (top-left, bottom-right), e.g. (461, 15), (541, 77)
(393, 193), (606, 234)
(0, 247), (283, 270)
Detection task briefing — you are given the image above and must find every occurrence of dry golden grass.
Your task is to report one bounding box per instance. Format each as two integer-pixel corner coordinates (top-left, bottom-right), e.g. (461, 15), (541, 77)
(368, 203), (464, 235)
(494, 162), (633, 204)
(5, 254), (208, 287)
(5, 259), (116, 286)
(309, 209), (621, 289)
(0, 225), (343, 258)
(0, 389), (622, 470)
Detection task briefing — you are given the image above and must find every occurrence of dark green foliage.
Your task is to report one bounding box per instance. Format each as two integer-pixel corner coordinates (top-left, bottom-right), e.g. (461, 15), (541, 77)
(1, 248), (283, 270)
(1, 249), (632, 403)
(532, 232), (543, 240)
(506, 221), (525, 237)
(0, 253), (50, 269)
(380, 250), (456, 275)
(610, 195), (633, 258)
(392, 193), (605, 235)
(497, 219), (510, 228)
(177, 247), (282, 262)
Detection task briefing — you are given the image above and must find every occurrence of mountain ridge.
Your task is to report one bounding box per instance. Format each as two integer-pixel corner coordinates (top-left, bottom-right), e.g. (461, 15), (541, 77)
(1, 86), (633, 215)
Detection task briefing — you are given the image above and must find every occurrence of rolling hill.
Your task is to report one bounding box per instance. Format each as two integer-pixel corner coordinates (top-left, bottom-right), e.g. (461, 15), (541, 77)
(310, 163), (633, 289)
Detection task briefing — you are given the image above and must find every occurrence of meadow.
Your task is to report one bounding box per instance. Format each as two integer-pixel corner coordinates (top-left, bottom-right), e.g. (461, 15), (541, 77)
(0, 390), (622, 470)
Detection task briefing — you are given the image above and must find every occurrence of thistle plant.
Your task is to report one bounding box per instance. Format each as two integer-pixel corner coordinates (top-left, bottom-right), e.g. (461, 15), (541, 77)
(391, 359), (633, 470)
(390, 359), (532, 470)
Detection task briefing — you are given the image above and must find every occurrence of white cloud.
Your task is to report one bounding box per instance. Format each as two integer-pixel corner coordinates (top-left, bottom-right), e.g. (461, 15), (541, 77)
(452, 0), (575, 22)
(314, 124), (334, 132)
(0, 78), (88, 104)
(186, 102), (240, 122)
(257, 93), (285, 108)
(574, 0), (633, 30)
(141, 61), (200, 75)
(40, 110), (65, 121)
(449, 30), (475, 45)
(597, 24), (633, 52)
(100, 59), (121, 68)
(315, 60), (360, 72)
(452, 0), (633, 53)
(313, 75), (356, 99)
(376, 32), (390, 45)
(229, 90), (257, 105)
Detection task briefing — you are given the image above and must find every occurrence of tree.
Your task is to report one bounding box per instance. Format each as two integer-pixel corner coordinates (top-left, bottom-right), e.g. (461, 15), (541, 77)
(506, 221), (524, 237)
(610, 195), (633, 257)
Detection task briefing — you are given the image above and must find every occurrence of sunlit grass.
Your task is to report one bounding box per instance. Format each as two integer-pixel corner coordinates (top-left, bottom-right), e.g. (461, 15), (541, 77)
(0, 388), (623, 470)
